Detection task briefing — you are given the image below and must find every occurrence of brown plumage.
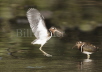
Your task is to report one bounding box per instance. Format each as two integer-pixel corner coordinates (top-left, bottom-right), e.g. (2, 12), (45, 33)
(73, 41), (99, 59)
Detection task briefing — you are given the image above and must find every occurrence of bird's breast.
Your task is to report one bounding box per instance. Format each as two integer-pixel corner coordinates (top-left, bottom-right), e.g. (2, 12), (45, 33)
(83, 51), (93, 55)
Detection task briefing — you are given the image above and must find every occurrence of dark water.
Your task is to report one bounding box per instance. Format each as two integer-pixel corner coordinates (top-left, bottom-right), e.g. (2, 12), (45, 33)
(0, 24), (102, 72)
(0, 0), (102, 71)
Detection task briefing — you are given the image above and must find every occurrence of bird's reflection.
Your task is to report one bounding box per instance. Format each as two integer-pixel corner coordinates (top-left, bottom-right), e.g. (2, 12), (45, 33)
(83, 59), (93, 62)
(7, 48), (18, 58)
(77, 59), (93, 70)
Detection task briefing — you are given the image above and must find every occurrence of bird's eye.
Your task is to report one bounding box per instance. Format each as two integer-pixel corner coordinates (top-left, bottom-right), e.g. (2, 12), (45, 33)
(52, 27), (55, 29)
(77, 41), (82, 44)
(79, 41), (82, 44)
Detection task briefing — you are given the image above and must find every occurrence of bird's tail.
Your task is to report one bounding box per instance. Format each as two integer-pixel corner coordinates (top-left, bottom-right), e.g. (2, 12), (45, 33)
(96, 47), (99, 52)
(31, 39), (41, 44)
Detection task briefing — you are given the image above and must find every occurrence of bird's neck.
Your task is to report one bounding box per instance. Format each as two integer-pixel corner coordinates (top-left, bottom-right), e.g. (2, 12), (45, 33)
(49, 31), (52, 37)
(79, 43), (85, 52)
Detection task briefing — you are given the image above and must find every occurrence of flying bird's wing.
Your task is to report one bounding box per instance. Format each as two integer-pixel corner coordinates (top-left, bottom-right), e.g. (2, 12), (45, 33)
(27, 8), (49, 39)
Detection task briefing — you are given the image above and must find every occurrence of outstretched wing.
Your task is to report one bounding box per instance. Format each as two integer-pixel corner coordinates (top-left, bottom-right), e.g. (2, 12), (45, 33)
(27, 8), (49, 39)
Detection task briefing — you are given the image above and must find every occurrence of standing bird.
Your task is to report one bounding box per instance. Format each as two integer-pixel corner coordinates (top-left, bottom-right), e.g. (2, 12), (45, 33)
(72, 41), (99, 59)
(27, 8), (63, 57)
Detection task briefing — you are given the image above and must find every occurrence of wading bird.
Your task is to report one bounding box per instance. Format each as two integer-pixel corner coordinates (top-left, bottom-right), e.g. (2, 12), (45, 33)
(72, 41), (99, 59)
(27, 8), (63, 57)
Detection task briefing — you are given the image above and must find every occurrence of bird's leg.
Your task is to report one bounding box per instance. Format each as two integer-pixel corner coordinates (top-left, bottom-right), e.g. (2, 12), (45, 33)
(87, 54), (90, 59)
(39, 45), (52, 57)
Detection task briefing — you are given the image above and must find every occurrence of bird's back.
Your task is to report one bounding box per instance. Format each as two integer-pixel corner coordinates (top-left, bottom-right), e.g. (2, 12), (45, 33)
(82, 44), (98, 52)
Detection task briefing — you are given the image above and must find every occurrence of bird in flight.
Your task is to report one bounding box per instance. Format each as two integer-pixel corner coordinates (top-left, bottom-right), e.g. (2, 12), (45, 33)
(27, 8), (63, 57)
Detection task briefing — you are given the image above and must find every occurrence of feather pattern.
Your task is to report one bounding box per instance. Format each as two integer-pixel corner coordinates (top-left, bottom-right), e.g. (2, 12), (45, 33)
(27, 8), (49, 39)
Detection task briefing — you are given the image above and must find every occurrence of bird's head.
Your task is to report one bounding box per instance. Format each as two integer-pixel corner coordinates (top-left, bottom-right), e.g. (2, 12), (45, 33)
(72, 41), (85, 49)
(49, 27), (64, 37)
(49, 27), (57, 33)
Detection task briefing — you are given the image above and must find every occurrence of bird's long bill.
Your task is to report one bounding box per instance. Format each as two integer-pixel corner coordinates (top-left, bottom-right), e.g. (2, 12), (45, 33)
(54, 30), (64, 37)
(72, 45), (76, 49)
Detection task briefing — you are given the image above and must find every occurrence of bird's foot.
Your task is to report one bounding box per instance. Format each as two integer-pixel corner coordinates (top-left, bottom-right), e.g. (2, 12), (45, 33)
(43, 53), (52, 57)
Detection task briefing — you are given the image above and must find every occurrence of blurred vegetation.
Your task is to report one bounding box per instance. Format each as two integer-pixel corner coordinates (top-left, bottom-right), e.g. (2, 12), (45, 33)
(0, 0), (102, 54)
(0, 0), (102, 31)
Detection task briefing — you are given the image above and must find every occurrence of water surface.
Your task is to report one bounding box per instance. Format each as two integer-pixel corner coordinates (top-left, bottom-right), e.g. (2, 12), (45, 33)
(0, 24), (102, 72)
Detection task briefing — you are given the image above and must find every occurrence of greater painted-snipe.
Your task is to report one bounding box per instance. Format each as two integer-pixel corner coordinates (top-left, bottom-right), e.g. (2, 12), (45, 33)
(73, 41), (99, 59)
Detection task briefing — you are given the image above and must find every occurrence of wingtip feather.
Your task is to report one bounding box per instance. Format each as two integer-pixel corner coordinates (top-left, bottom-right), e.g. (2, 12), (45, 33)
(27, 8), (37, 13)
